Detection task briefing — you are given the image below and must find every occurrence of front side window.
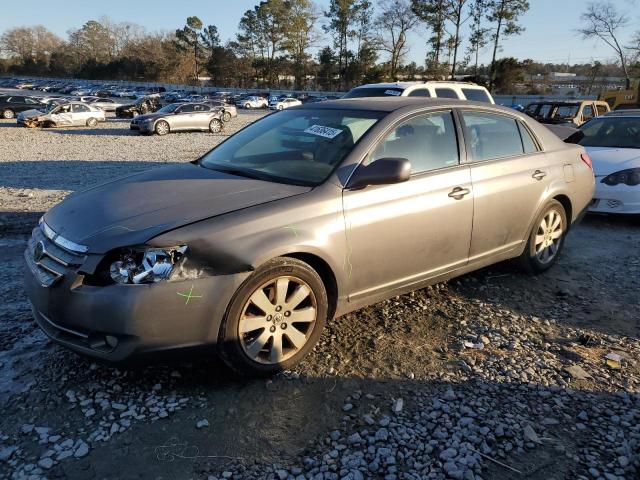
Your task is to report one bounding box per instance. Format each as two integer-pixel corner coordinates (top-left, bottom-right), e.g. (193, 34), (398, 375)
(461, 111), (525, 161)
(370, 111), (459, 174)
(9, 97), (25, 104)
(200, 108), (383, 186)
(178, 104), (195, 113)
(582, 105), (594, 121)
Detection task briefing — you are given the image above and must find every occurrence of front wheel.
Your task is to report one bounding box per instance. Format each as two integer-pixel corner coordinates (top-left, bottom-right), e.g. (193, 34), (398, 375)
(244, 103), (252, 109)
(155, 120), (170, 136)
(2, 109), (15, 119)
(218, 257), (328, 376)
(209, 118), (223, 133)
(518, 200), (567, 274)
(86, 117), (98, 127)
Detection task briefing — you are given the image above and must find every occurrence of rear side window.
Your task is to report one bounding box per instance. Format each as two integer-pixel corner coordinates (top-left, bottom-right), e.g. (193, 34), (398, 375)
(596, 104), (608, 115)
(462, 88), (491, 103)
(518, 122), (539, 154)
(461, 111), (526, 161)
(408, 88), (430, 97)
(435, 88), (459, 99)
(73, 104), (90, 113)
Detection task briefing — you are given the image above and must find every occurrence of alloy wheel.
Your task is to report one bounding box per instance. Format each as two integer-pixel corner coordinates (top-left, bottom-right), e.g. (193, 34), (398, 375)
(155, 121), (169, 135)
(3, 109), (14, 119)
(209, 119), (222, 133)
(535, 209), (563, 264)
(238, 276), (317, 365)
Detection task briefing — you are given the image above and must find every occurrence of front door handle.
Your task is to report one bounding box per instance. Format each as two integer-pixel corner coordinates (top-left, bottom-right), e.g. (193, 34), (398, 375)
(532, 170), (547, 180)
(448, 187), (471, 200)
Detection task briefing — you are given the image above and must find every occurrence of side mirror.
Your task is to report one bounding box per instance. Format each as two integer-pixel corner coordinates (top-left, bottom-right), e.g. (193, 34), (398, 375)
(347, 158), (411, 190)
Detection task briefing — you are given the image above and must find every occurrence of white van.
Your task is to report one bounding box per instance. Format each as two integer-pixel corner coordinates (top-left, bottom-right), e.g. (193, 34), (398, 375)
(343, 81), (494, 103)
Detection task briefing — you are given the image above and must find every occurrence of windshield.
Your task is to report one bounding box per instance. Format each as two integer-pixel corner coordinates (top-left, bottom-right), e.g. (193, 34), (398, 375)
(157, 104), (179, 113)
(343, 87), (404, 98)
(199, 108), (383, 186)
(578, 117), (640, 149)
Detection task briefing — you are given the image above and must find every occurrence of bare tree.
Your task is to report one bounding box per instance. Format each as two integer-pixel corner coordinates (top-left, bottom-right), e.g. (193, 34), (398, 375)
(579, 1), (631, 89)
(375, 0), (419, 80)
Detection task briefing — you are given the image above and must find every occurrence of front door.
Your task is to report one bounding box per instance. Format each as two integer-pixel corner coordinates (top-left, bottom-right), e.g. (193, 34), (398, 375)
(343, 110), (473, 300)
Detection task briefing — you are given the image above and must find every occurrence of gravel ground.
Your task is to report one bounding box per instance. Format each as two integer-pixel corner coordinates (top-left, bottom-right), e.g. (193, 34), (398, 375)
(0, 101), (639, 480)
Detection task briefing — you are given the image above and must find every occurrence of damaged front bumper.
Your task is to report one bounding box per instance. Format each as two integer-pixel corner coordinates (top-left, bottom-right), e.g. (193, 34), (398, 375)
(23, 228), (250, 361)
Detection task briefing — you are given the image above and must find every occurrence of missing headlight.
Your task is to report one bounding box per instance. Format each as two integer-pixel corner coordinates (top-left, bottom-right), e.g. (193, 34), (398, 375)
(108, 246), (187, 284)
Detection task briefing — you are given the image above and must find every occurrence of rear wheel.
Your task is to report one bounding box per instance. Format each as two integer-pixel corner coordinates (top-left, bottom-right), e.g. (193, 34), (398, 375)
(2, 109), (14, 119)
(222, 111), (232, 123)
(209, 118), (223, 133)
(518, 200), (567, 273)
(86, 117), (98, 127)
(218, 257), (328, 376)
(155, 120), (170, 136)
(244, 103), (252, 109)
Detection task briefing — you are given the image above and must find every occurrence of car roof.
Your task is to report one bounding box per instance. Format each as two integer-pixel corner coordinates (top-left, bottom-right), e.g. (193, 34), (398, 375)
(355, 81), (483, 90)
(297, 97), (509, 113)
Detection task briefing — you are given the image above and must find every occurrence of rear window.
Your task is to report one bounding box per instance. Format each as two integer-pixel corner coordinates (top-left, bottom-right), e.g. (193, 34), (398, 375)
(435, 88), (459, 99)
(462, 88), (491, 103)
(343, 87), (404, 98)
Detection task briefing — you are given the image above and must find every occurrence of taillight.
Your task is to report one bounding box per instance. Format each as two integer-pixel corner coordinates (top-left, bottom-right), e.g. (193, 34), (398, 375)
(580, 153), (593, 170)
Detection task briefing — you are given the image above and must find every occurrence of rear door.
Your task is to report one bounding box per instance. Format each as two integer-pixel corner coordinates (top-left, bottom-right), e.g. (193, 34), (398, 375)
(459, 110), (553, 261)
(343, 110), (473, 300)
(191, 104), (211, 129)
(71, 104), (91, 125)
(170, 104), (194, 130)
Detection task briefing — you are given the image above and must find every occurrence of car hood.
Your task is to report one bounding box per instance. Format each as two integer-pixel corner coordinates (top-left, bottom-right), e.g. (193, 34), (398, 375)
(17, 109), (46, 120)
(585, 146), (640, 176)
(43, 163), (311, 253)
(133, 112), (165, 122)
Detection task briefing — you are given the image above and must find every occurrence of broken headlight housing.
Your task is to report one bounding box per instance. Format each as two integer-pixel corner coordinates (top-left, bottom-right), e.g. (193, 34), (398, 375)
(109, 246), (187, 284)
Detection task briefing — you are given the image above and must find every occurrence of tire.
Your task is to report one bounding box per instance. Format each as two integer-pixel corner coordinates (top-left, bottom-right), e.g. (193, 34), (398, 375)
(86, 117), (98, 127)
(518, 199), (567, 274)
(244, 103), (252, 109)
(209, 118), (223, 133)
(222, 111), (232, 123)
(155, 120), (170, 136)
(2, 109), (15, 119)
(277, 105), (284, 111)
(218, 257), (328, 377)
(132, 111), (139, 118)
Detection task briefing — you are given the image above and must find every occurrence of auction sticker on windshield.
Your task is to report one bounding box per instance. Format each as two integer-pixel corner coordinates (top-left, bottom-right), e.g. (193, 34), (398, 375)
(384, 90), (401, 96)
(304, 124), (344, 139)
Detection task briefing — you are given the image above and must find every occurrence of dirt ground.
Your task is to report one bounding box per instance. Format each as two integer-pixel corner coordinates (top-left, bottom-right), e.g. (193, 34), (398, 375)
(0, 110), (638, 480)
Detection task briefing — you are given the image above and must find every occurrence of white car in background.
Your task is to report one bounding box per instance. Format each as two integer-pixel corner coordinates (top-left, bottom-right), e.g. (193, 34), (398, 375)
(88, 98), (131, 112)
(238, 96), (268, 109)
(572, 112), (640, 214)
(17, 102), (106, 128)
(343, 81), (495, 103)
(269, 97), (302, 110)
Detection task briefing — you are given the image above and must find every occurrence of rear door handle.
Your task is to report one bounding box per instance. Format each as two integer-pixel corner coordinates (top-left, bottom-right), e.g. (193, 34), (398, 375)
(532, 170), (547, 180)
(448, 187), (471, 199)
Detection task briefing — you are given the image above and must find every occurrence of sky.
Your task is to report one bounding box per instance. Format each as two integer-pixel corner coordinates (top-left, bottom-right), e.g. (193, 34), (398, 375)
(0, 0), (636, 67)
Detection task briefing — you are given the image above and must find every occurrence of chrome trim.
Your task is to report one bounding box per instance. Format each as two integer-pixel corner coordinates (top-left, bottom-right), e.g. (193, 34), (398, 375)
(40, 220), (89, 253)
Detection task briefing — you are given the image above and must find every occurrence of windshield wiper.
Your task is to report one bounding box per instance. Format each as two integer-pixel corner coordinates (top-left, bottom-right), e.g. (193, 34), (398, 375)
(206, 165), (266, 181)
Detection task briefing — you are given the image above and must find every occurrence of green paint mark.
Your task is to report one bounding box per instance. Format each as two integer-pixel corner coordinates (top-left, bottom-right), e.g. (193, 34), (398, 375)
(176, 285), (203, 305)
(284, 225), (299, 237)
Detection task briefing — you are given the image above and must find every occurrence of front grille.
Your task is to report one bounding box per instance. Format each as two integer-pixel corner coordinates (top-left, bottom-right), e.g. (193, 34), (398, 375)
(25, 226), (86, 287)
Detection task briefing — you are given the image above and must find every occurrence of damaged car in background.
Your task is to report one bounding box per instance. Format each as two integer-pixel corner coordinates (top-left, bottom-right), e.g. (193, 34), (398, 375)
(115, 96), (161, 119)
(24, 98), (594, 376)
(17, 102), (106, 128)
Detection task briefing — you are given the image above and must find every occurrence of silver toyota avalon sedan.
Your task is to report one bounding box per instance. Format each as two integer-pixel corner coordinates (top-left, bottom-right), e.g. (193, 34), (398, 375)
(130, 102), (225, 135)
(24, 98), (595, 376)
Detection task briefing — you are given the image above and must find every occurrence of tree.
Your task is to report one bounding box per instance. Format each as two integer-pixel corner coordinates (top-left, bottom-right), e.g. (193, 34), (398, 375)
(448, 0), (470, 77)
(486, 0), (529, 91)
(375, 0), (419, 80)
(324, 0), (361, 89)
(466, 0), (491, 79)
(282, 0), (319, 90)
(411, 0), (450, 77)
(492, 56), (523, 93)
(175, 16), (206, 80)
(0, 26), (62, 69)
(579, 2), (631, 89)
(68, 20), (115, 64)
(207, 45), (237, 86)
(317, 46), (338, 90)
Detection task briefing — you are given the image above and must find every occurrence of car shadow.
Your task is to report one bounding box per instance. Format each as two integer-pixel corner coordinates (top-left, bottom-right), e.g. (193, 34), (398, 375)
(0, 160), (178, 191)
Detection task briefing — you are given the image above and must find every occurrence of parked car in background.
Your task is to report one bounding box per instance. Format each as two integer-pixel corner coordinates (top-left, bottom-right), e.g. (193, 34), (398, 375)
(89, 98), (132, 112)
(204, 101), (237, 122)
(24, 98), (593, 374)
(269, 97), (303, 110)
(524, 101), (610, 127)
(130, 102), (225, 135)
(343, 81), (494, 103)
(18, 102), (105, 128)
(0, 95), (43, 119)
(565, 112), (640, 214)
(115, 97), (161, 118)
(238, 96), (269, 109)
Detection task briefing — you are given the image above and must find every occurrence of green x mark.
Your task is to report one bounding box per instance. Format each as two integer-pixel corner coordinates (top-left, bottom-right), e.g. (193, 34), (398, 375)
(284, 225), (299, 237)
(176, 285), (203, 305)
